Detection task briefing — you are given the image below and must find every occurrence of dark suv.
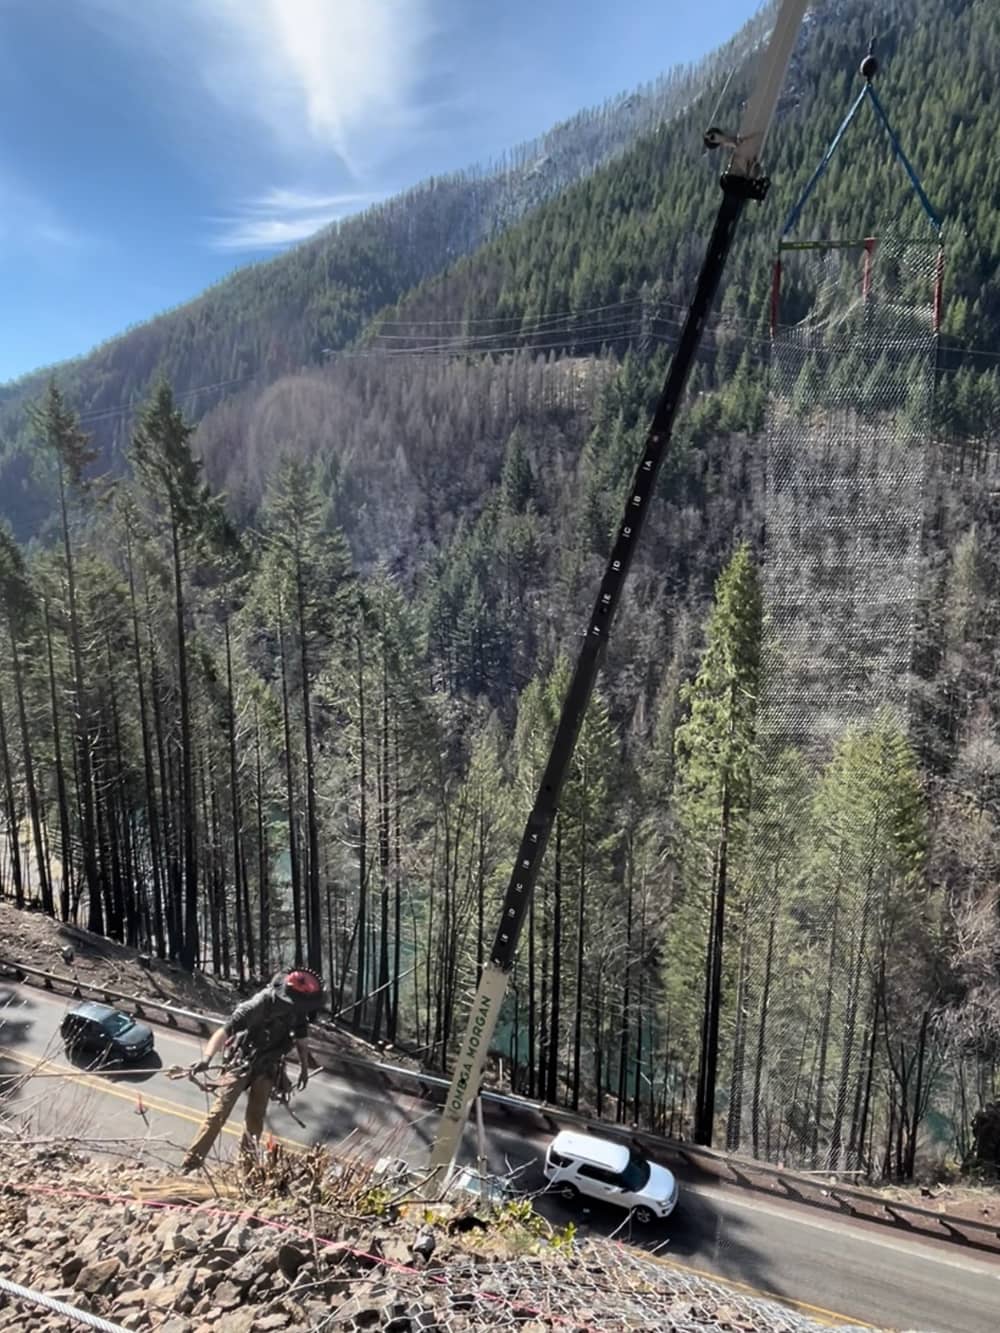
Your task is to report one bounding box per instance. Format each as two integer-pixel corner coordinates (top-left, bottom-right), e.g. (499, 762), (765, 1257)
(60, 1002), (154, 1063)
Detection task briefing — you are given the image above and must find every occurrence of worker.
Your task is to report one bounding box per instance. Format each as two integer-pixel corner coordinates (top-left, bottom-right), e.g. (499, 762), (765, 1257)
(180, 967), (324, 1172)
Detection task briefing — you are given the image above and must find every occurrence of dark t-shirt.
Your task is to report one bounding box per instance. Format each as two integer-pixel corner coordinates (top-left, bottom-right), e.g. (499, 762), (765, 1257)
(223, 987), (307, 1076)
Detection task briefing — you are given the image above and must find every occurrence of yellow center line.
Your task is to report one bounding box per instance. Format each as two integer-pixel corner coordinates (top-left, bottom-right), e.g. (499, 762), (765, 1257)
(622, 1246), (876, 1328)
(0, 1046), (306, 1154)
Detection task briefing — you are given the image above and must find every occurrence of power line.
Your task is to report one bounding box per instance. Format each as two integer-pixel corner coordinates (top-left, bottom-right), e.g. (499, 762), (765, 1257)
(10, 295), (1000, 439)
(373, 298), (644, 331)
(74, 372), (259, 428)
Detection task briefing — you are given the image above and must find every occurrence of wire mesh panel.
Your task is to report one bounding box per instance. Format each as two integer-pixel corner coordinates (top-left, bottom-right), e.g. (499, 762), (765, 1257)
(330, 1237), (878, 1331)
(764, 235), (940, 751)
(724, 235), (941, 1168)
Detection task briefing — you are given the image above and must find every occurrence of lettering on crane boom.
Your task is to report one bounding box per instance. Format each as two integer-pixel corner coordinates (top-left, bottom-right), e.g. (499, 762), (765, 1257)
(447, 986), (492, 1117)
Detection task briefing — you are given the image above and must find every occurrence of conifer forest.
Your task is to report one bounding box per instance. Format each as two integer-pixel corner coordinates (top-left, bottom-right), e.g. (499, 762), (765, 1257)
(3, 0), (1000, 1184)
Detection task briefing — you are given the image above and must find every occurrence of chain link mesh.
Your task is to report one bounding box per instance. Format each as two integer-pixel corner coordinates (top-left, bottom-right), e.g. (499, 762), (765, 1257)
(763, 235), (939, 749)
(724, 235), (941, 1168)
(325, 1237), (877, 1331)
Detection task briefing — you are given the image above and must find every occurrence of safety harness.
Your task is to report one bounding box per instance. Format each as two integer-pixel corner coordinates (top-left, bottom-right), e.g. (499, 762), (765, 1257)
(168, 969), (324, 1126)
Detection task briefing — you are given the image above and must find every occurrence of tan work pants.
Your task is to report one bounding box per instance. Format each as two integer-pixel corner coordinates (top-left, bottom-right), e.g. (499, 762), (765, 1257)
(181, 1070), (273, 1171)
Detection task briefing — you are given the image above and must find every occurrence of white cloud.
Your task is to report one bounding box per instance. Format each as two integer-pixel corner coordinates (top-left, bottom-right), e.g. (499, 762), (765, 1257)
(0, 173), (87, 254)
(251, 188), (375, 215)
(210, 188), (378, 251)
(86, 0), (433, 245)
(33, 221), (84, 249)
(214, 0), (432, 170)
(93, 0), (433, 173)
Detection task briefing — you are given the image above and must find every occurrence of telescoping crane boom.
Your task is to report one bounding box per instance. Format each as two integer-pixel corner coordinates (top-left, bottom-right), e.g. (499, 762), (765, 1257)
(429, 0), (810, 1177)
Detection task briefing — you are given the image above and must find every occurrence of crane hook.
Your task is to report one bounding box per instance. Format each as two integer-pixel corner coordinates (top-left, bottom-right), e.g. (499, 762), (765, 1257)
(860, 35), (879, 84)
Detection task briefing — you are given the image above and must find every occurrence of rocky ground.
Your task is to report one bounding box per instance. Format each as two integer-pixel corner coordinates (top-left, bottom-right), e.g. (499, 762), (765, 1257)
(0, 902), (245, 1016)
(0, 1139), (880, 1333)
(874, 1178), (1000, 1230)
(0, 1139), (560, 1332)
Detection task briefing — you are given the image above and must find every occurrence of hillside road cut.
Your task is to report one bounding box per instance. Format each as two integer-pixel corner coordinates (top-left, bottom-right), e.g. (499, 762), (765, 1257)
(2, 982), (998, 1333)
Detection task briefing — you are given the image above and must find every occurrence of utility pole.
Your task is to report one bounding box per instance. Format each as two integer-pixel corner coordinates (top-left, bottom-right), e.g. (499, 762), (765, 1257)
(429, 0), (810, 1177)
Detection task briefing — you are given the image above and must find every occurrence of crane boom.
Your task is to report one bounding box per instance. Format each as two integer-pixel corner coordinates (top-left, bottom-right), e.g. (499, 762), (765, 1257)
(429, 0), (809, 1177)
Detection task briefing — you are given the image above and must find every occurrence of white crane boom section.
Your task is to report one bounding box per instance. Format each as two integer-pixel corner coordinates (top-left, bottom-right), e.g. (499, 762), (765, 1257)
(730, 0), (808, 178)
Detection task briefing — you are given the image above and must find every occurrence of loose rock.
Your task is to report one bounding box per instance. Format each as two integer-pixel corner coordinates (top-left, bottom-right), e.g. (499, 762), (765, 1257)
(74, 1256), (122, 1294)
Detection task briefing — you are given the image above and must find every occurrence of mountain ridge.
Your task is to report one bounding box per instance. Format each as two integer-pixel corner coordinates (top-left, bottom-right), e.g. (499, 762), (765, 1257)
(0, 6), (772, 541)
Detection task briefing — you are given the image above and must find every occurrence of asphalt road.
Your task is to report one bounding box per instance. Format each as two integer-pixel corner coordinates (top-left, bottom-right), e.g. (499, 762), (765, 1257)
(2, 983), (998, 1333)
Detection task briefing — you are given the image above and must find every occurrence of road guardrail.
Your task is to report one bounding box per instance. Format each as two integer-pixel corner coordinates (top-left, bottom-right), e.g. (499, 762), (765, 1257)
(4, 954), (998, 1256)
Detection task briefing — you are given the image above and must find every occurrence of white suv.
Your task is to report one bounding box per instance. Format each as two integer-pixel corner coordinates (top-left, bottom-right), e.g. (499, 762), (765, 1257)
(542, 1129), (678, 1224)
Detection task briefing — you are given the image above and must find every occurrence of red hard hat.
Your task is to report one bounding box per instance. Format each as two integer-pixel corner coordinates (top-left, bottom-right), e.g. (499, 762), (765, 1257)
(285, 969), (322, 996)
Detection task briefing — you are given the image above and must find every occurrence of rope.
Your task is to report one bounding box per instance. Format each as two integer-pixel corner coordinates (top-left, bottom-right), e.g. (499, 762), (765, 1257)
(4, 1058), (305, 1125)
(1, 1060), (234, 1090)
(866, 84), (942, 231)
(781, 86), (868, 237)
(781, 82), (941, 238)
(0, 1275), (131, 1333)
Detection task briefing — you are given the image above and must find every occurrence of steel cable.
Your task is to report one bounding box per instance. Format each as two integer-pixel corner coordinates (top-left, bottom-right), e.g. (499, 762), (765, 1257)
(0, 1275), (132, 1333)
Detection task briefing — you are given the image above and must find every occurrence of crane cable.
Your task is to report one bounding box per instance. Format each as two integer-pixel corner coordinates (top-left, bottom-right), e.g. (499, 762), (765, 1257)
(0, 1275), (131, 1333)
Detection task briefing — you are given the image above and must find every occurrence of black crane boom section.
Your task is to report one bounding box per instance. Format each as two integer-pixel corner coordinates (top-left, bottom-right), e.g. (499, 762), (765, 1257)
(490, 171), (767, 975)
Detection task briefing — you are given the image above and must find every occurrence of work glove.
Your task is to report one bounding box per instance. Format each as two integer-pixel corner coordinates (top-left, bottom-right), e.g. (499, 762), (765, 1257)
(191, 1058), (210, 1075)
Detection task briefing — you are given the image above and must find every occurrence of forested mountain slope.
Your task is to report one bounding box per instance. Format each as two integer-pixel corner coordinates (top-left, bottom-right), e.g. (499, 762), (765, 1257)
(0, 9), (768, 543)
(374, 0), (995, 364)
(181, 0), (1000, 557)
(3, 0), (1000, 1191)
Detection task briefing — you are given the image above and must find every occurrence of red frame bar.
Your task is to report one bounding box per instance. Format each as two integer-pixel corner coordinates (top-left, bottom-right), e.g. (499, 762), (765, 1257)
(862, 236), (878, 303)
(933, 246), (945, 333)
(770, 258), (782, 337)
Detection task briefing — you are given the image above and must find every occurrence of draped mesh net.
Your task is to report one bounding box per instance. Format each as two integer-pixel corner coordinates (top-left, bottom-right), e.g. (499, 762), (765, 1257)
(330, 1237), (876, 1331)
(726, 235), (941, 1167)
(762, 235), (940, 749)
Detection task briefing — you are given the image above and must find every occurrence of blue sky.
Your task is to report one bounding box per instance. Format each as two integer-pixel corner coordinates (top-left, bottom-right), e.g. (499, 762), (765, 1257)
(0, 0), (760, 384)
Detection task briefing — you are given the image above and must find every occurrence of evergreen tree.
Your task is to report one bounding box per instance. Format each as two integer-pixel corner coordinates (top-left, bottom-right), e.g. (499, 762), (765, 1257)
(499, 427), (535, 514)
(801, 716), (928, 1173)
(256, 454), (354, 973)
(0, 528), (52, 916)
(130, 381), (226, 969)
(29, 383), (100, 929)
(672, 541), (762, 1146)
(791, 357), (825, 419)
